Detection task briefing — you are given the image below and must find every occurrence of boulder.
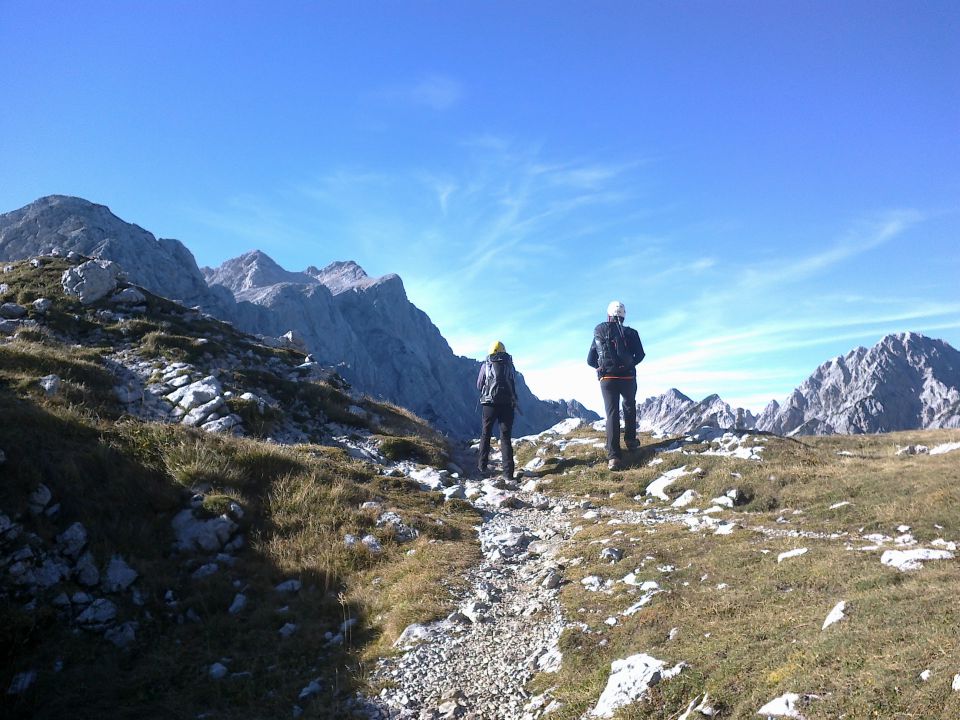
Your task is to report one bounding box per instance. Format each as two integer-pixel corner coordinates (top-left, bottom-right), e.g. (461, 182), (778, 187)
(591, 654), (684, 718)
(74, 551), (100, 586)
(0, 302), (27, 319)
(103, 555), (138, 592)
(57, 522), (88, 558)
(172, 509), (237, 553)
(110, 287), (146, 304)
(28, 484), (52, 514)
(32, 298), (52, 313)
(39, 374), (61, 396)
(76, 598), (117, 627)
(61, 259), (120, 305)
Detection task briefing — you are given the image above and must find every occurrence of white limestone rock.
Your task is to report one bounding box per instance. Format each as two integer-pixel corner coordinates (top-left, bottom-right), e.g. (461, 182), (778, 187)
(756, 692), (811, 718)
(110, 287), (146, 304)
(881, 548), (954, 571)
(61, 259), (120, 304)
(777, 548), (808, 563)
(32, 297), (52, 313)
(394, 622), (437, 649)
(172, 509), (238, 553)
(39, 374), (61, 395)
(591, 653), (684, 717)
(822, 600), (847, 630)
(646, 466), (694, 501)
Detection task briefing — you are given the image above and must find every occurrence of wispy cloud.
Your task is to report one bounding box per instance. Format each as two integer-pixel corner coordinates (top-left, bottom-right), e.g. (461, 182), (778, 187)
(372, 74), (463, 111)
(738, 209), (924, 290)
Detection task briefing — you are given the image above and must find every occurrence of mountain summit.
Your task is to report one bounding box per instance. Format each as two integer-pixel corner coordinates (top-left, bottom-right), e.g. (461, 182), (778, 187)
(756, 332), (960, 435)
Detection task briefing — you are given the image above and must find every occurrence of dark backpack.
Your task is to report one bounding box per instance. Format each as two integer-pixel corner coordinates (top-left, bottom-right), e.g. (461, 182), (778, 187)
(482, 356), (514, 405)
(594, 322), (635, 375)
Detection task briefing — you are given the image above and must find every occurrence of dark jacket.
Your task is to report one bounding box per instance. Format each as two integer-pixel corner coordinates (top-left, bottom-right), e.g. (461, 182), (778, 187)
(477, 352), (518, 406)
(587, 320), (645, 379)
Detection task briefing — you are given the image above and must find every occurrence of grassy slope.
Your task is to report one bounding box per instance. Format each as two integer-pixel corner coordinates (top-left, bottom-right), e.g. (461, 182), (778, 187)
(522, 428), (960, 719)
(0, 260), (480, 719)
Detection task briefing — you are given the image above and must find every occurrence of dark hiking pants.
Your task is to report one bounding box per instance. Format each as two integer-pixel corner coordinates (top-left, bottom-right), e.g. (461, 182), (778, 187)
(479, 403), (515, 475)
(600, 377), (637, 459)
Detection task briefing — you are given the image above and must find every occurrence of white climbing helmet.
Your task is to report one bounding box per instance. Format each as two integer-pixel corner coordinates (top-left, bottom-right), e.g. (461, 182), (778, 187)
(607, 300), (626, 319)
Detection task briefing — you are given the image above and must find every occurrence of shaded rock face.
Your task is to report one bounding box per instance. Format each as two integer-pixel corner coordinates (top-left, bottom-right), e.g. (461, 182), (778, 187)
(0, 197), (586, 438)
(756, 332), (960, 435)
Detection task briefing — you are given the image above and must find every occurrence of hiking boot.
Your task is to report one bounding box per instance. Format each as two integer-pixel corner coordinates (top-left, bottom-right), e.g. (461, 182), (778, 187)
(501, 471), (514, 484)
(478, 463), (488, 475)
(625, 439), (640, 451)
(608, 458), (622, 471)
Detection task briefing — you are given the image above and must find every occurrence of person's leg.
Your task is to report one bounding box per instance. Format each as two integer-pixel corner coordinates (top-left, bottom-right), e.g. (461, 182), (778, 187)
(497, 404), (515, 478)
(601, 379), (621, 459)
(622, 378), (638, 448)
(479, 405), (496, 471)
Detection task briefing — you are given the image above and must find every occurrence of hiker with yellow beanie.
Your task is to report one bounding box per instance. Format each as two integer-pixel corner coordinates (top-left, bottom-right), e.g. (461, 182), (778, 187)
(476, 340), (519, 481)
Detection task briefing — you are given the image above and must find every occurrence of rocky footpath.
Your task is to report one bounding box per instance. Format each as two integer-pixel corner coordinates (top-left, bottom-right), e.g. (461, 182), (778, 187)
(361, 489), (572, 719)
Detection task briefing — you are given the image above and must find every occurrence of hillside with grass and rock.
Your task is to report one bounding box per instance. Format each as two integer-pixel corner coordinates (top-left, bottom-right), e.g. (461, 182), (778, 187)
(4, 245), (960, 720)
(0, 196), (597, 438)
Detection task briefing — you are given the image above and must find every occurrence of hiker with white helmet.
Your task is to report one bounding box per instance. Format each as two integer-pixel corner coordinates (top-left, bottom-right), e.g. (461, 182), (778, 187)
(587, 300), (646, 470)
(477, 340), (519, 481)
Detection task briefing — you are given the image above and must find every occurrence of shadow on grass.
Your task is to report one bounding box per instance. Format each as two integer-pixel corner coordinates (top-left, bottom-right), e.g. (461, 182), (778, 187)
(0, 390), (376, 720)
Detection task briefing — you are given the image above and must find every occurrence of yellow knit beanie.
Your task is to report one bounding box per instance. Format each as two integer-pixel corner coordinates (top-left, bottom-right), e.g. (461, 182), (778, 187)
(489, 340), (505, 355)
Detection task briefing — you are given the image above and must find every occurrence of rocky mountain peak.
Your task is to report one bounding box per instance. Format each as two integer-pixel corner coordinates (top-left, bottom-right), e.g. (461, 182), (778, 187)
(309, 260), (377, 294)
(203, 250), (313, 294)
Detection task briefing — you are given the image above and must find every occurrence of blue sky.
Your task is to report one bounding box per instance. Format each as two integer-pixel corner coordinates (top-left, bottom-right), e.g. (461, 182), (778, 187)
(2, 1), (958, 413)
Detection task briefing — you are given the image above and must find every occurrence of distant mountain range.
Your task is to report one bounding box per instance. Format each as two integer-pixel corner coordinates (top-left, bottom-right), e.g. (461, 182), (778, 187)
(638, 332), (960, 436)
(0, 195), (599, 437)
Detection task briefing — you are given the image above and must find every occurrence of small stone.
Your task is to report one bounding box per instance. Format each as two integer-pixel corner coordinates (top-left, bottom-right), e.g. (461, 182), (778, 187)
(600, 547), (624, 563)
(298, 678), (322, 701)
(209, 662), (228, 680)
(76, 598), (117, 626)
(192, 563), (219, 579)
(32, 298), (52, 313)
(28, 483), (52, 514)
(275, 579), (302, 593)
(57, 522), (88, 558)
(39, 374), (61, 395)
(278, 622), (298, 638)
(105, 621), (138, 648)
(228, 593), (247, 615)
(7, 670), (37, 695)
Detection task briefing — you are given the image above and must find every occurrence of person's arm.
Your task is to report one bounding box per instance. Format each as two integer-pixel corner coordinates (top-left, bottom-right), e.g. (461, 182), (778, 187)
(587, 339), (599, 368)
(631, 330), (645, 365)
(476, 362), (486, 391)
